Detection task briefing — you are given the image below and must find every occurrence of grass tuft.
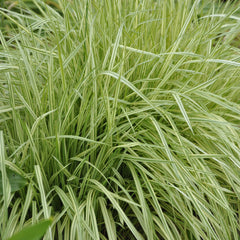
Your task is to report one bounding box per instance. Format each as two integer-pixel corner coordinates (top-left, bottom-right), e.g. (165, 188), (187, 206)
(1, 0), (240, 239)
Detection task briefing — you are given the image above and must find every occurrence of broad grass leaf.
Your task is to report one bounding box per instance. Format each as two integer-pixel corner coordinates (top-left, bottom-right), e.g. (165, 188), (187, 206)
(0, 168), (27, 195)
(7, 219), (52, 240)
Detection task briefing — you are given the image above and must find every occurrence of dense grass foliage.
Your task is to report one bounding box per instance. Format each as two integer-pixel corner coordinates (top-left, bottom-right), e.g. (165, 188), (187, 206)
(1, 0), (240, 239)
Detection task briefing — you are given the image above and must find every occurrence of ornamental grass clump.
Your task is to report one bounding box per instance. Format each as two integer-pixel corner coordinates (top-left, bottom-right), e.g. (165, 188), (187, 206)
(1, 0), (240, 239)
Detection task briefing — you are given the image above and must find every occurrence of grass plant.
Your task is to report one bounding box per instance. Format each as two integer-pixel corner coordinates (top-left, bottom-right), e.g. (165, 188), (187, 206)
(1, 0), (240, 239)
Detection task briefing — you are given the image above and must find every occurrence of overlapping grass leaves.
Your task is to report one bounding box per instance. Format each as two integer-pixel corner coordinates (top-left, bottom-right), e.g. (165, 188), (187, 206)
(1, 0), (240, 239)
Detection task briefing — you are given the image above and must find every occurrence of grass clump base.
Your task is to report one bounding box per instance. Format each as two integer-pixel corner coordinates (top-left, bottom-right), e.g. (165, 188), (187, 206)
(1, 0), (240, 239)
